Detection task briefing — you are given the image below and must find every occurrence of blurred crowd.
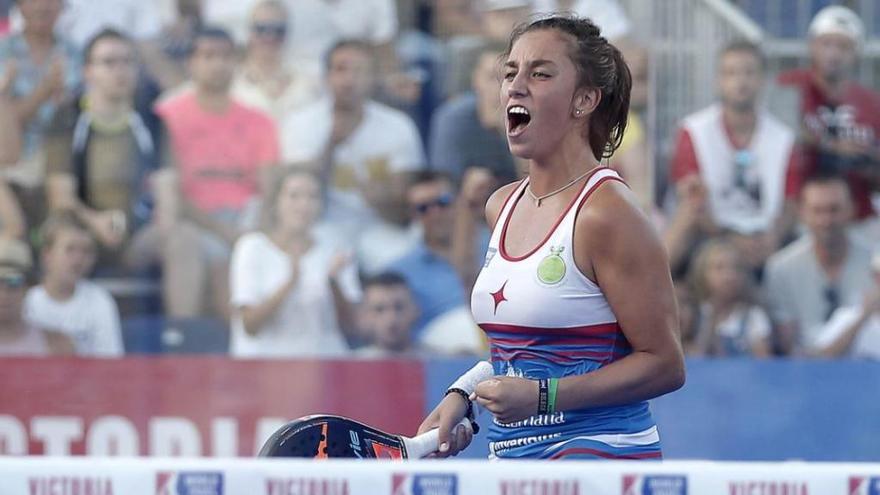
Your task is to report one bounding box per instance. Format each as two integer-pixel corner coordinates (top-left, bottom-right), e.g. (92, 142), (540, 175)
(0, 0), (878, 361)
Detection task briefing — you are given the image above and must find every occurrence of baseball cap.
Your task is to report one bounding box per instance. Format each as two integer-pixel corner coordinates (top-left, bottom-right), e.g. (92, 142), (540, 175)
(808, 6), (865, 46)
(0, 237), (32, 280)
(480, 0), (533, 12)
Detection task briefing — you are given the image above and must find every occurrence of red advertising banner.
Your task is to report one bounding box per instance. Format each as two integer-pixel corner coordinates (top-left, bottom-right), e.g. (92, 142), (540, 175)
(0, 357), (425, 457)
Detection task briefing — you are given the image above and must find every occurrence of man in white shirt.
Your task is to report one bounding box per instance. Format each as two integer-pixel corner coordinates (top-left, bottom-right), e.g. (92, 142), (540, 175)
(815, 251), (880, 359)
(281, 39), (425, 226)
(24, 213), (123, 357)
(764, 175), (874, 355)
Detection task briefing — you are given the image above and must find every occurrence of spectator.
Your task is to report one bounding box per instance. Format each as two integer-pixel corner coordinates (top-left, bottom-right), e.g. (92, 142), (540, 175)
(231, 0), (322, 125)
(154, 26), (279, 318)
(444, 0), (532, 98)
(229, 168), (360, 358)
(612, 40), (653, 213)
(764, 174), (874, 355)
(778, 6), (880, 222)
(0, 59), (22, 165)
(43, 29), (162, 274)
(668, 40), (799, 275)
(532, 0), (632, 41)
(139, 0), (203, 92)
(53, 0), (162, 50)
(24, 213), (123, 357)
(429, 41), (517, 185)
(281, 39), (425, 227)
(357, 272), (421, 357)
(0, 0), (80, 191)
(0, 179), (25, 239)
(686, 238), (772, 357)
(0, 236), (72, 356)
(815, 251), (880, 359)
(201, 0), (398, 69)
(389, 171), (484, 354)
(664, 174), (720, 279)
(480, 0), (532, 45)
(0, 0), (11, 36)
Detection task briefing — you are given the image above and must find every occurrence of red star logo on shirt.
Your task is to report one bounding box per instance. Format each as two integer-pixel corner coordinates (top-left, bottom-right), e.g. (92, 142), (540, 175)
(490, 280), (508, 314)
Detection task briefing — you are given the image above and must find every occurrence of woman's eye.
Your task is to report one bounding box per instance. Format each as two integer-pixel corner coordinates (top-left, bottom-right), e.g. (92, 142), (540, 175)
(504, 72), (516, 80)
(533, 71), (549, 78)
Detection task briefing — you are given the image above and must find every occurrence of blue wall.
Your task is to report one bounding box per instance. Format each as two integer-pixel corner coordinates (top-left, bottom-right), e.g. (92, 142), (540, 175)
(424, 358), (880, 461)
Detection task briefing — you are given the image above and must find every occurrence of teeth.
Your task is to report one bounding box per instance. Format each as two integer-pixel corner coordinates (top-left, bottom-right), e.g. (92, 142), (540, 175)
(508, 106), (530, 115)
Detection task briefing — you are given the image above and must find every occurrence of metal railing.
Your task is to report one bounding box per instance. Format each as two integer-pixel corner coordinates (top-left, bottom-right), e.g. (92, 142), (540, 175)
(619, 0), (880, 196)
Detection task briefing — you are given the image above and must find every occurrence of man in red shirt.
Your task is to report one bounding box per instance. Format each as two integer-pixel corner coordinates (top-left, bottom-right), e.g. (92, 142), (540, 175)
(151, 27), (279, 318)
(778, 5), (880, 221)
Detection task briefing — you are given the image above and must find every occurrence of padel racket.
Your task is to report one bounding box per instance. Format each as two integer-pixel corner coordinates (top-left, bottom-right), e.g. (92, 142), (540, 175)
(258, 414), (471, 459)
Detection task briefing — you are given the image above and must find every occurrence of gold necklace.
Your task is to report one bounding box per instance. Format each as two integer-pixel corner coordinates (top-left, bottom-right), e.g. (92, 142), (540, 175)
(526, 168), (596, 207)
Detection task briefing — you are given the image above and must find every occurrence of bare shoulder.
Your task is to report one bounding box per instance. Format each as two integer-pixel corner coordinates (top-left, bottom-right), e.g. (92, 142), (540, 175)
(576, 179), (665, 265)
(485, 180), (523, 230)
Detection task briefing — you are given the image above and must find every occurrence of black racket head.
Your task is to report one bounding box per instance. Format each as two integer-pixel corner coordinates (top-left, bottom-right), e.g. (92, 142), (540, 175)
(258, 414), (409, 459)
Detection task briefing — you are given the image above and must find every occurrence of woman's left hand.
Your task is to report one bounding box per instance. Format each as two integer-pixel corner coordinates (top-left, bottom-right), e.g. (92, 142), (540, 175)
(473, 377), (539, 424)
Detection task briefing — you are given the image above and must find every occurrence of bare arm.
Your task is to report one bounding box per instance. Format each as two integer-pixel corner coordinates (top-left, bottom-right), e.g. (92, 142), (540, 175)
(238, 277), (297, 337)
(0, 179), (25, 239)
(450, 168), (495, 291)
(13, 55), (66, 125)
(556, 181), (685, 411)
(329, 279), (358, 342)
(0, 96), (21, 165)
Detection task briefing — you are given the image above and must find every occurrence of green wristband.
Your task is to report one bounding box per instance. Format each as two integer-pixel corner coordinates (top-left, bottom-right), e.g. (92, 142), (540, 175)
(547, 378), (559, 414)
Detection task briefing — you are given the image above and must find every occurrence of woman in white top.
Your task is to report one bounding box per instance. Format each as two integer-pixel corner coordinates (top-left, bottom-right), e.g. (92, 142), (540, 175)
(231, 0), (322, 124)
(687, 238), (772, 357)
(229, 167), (361, 358)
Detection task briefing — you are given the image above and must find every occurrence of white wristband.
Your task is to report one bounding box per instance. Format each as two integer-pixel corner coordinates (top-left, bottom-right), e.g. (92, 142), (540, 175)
(448, 361), (495, 395)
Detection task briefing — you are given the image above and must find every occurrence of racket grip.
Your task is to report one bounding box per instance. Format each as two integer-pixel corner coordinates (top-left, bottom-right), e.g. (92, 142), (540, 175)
(404, 418), (472, 459)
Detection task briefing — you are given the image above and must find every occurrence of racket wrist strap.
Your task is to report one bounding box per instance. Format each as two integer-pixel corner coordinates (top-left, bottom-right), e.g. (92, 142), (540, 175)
(444, 387), (480, 434)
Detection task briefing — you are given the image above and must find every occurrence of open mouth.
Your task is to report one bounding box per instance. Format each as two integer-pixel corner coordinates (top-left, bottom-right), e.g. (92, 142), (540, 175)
(507, 105), (531, 135)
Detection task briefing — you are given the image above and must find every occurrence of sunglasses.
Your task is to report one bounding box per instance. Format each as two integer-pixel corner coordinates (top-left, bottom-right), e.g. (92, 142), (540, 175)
(0, 273), (25, 289)
(412, 194), (453, 215)
(251, 23), (288, 38)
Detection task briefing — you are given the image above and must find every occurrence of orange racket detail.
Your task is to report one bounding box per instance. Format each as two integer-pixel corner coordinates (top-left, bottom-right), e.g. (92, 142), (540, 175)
(371, 442), (403, 459)
(314, 422), (329, 459)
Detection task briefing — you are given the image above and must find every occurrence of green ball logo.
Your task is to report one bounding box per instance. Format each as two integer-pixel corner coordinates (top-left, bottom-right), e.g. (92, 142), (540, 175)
(537, 246), (566, 285)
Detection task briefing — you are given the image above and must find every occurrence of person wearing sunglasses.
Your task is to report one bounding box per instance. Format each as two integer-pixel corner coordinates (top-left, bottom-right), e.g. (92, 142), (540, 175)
(0, 237), (73, 356)
(387, 171), (485, 356)
(232, 0), (321, 126)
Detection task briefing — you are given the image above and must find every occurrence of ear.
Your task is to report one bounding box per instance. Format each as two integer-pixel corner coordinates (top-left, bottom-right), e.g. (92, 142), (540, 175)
(572, 87), (601, 118)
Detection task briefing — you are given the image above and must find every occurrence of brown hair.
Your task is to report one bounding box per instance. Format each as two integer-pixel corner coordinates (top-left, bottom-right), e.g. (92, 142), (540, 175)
(505, 14), (632, 160)
(260, 165), (323, 230)
(38, 212), (94, 251)
(688, 237), (752, 304)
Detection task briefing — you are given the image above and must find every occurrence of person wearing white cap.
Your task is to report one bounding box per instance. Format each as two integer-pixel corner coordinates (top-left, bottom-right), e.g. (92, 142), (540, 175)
(815, 251), (880, 359)
(777, 5), (880, 221)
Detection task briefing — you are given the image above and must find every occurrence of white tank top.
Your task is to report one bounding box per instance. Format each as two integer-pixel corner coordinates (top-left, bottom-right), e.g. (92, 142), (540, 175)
(471, 167), (657, 458)
(472, 168), (629, 374)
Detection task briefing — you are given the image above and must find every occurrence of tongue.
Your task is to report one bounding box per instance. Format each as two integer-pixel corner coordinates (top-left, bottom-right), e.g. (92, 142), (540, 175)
(510, 113), (530, 132)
